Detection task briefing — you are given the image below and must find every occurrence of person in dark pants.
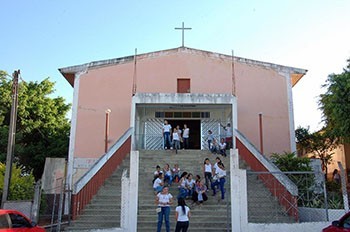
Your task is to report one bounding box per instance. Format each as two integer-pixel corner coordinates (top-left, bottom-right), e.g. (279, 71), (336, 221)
(175, 198), (191, 232)
(162, 120), (172, 149)
(156, 186), (173, 232)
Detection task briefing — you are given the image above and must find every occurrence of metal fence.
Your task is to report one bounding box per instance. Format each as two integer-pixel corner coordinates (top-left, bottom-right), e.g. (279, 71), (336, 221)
(246, 170), (346, 223)
(40, 177), (71, 231)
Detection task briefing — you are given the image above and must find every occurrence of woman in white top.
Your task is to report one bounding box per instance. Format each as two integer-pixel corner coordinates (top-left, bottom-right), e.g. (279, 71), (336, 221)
(211, 162), (227, 200)
(203, 158), (213, 190)
(175, 198), (191, 232)
(156, 186), (173, 232)
(218, 138), (227, 157)
(172, 128), (180, 153)
(178, 172), (188, 199)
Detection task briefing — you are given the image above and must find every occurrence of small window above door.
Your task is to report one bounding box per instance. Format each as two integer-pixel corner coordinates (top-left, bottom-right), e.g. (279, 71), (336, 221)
(177, 79), (190, 93)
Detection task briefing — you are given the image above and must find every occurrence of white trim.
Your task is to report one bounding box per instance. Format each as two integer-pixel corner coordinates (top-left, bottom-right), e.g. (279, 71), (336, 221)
(231, 149), (248, 232)
(66, 71), (84, 192)
(132, 93), (236, 105)
(128, 150), (139, 231)
(283, 72), (297, 153)
(58, 47), (307, 78)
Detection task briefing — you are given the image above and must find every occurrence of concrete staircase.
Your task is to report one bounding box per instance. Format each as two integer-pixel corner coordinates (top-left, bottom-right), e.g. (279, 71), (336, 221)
(137, 150), (232, 232)
(65, 155), (129, 231)
(247, 174), (296, 223)
(66, 149), (296, 231)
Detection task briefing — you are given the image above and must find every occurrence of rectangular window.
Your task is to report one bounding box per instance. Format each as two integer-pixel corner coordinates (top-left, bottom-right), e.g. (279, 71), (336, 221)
(174, 112), (182, 118)
(182, 112), (192, 118)
(177, 79), (191, 93)
(155, 111), (210, 118)
(165, 112), (173, 118)
(192, 112), (200, 118)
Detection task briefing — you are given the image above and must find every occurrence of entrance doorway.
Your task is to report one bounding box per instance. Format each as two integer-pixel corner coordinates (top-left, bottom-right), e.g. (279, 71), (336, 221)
(167, 119), (201, 149)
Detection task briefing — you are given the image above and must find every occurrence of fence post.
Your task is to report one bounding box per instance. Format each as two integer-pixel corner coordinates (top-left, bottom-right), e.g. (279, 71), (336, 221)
(338, 161), (349, 212)
(57, 178), (64, 232)
(31, 180), (42, 222)
(322, 173), (329, 221)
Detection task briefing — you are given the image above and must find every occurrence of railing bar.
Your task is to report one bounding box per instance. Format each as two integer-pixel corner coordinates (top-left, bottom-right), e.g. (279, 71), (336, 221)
(247, 171), (317, 174)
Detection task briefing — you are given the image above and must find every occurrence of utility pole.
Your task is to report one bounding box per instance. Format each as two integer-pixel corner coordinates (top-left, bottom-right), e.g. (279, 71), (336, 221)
(2, 70), (20, 207)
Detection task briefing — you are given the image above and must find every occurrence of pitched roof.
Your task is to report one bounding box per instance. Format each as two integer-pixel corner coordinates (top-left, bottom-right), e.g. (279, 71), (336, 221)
(59, 46), (307, 87)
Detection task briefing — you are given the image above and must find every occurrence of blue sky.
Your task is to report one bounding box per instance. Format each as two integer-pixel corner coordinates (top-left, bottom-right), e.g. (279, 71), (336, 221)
(1, 0), (350, 132)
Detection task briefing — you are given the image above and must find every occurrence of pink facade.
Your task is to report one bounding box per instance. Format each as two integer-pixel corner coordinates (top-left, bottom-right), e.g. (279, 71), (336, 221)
(59, 47), (306, 183)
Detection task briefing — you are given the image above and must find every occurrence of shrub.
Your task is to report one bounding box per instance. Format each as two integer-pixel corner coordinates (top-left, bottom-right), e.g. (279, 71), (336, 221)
(0, 162), (35, 200)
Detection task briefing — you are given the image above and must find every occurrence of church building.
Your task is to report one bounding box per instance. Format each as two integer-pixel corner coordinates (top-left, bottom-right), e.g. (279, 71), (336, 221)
(59, 47), (307, 224)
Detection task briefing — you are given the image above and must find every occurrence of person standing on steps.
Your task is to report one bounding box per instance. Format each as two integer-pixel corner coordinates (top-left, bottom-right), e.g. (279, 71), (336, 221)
(175, 198), (191, 232)
(156, 186), (173, 232)
(211, 162), (226, 201)
(203, 158), (213, 190)
(172, 127), (181, 154)
(176, 125), (183, 149)
(206, 130), (214, 151)
(182, 124), (190, 149)
(163, 120), (172, 150)
(221, 123), (233, 149)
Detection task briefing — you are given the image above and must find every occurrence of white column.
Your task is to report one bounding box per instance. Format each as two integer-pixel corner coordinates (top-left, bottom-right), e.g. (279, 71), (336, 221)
(120, 169), (130, 230)
(232, 96), (238, 149)
(283, 71), (297, 153)
(67, 70), (86, 194)
(230, 149), (248, 232)
(129, 150), (139, 231)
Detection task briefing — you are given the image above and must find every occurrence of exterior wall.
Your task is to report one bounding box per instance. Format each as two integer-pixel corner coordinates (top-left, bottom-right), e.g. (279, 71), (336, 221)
(70, 48), (295, 179)
(326, 143), (350, 181)
(74, 64), (133, 159)
(235, 63), (291, 156)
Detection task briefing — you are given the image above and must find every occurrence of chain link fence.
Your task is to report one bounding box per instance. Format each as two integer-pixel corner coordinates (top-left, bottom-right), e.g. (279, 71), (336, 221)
(40, 177), (71, 231)
(247, 170), (346, 223)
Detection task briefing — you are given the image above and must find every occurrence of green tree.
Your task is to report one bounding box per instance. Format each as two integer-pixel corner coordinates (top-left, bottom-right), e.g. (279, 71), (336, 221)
(295, 126), (336, 179)
(0, 71), (71, 180)
(0, 163), (35, 200)
(319, 58), (350, 143)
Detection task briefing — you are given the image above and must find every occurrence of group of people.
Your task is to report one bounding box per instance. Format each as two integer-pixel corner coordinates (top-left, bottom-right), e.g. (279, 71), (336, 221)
(162, 120), (190, 152)
(207, 130), (227, 157)
(153, 156), (227, 231)
(155, 187), (190, 232)
(152, 157), (227, 199)
(207, 123), (233, 157)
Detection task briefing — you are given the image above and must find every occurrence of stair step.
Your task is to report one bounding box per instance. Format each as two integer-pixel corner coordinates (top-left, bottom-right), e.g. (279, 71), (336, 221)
(67, 149), (295, 231)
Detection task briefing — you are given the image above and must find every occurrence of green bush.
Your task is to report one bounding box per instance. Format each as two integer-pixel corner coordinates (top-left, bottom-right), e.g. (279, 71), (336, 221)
(0, 162), (35, 200)
(270, 152), (312, 172)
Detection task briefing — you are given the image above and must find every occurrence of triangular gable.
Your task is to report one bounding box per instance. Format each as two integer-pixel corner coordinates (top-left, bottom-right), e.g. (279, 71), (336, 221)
(59, 46), (307, 87)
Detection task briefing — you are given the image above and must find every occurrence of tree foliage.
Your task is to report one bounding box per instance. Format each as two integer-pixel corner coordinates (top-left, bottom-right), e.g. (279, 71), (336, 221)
(295, 126), (336, 178)
(0, 163), (35, 200)
(0, 71), (71, 180)
(319, 58), (350, 143)
(270, 151), (312, 172)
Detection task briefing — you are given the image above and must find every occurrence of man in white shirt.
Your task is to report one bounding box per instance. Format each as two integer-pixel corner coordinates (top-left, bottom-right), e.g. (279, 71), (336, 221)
(162, 120), (172, 149)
